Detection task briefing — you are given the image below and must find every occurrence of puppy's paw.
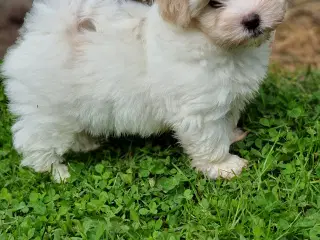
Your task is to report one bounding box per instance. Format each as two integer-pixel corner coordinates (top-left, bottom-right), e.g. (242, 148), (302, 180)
(232, 128), (249, 144)
(195, 155), (248, 179)
(52, 163), (70, 183)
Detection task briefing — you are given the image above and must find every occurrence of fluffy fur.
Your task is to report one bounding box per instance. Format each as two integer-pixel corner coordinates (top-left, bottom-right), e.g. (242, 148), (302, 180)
(1, 0), (287, 182)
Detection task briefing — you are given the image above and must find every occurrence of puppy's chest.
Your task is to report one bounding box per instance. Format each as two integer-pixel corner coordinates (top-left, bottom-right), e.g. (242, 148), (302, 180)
(200, 52), (267, 96)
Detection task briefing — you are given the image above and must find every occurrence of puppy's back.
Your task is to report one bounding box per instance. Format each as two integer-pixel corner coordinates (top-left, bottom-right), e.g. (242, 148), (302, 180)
(2, 0), (148, 116)
(2, 0), (109, 113)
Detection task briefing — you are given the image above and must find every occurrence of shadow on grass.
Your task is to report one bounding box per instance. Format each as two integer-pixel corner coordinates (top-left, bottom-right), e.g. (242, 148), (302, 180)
(64, 132), (183, 166)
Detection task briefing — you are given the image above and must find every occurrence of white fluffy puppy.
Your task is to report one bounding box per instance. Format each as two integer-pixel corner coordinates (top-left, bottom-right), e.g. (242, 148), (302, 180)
(2, 0), (287, 182)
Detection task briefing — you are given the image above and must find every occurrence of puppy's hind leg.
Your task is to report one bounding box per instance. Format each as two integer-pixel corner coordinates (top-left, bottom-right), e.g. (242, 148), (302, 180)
(231, 128), (249, 144)
(70, 131), (101, 153)
(228, 104), (249, 144)
(12, 117), (79, 182)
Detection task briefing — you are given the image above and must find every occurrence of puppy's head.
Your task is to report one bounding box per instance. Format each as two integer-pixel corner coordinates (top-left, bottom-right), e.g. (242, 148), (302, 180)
(157, 0), (287, 48)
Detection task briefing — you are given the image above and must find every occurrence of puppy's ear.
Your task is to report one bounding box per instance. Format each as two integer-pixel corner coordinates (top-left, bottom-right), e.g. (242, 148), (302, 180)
(157, 0), (192, 27)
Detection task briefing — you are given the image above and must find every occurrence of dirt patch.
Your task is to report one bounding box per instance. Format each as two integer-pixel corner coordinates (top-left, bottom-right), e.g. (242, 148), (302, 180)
(0, 0), (33, 59)
(271, 0), (320, 70)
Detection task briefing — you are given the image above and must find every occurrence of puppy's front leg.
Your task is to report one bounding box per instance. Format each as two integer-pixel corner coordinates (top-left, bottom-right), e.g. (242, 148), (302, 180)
(175, 117), (248, 179)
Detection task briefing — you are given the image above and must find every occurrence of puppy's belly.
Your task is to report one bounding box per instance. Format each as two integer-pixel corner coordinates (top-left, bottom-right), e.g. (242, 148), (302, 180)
(76, 100), (165, 137)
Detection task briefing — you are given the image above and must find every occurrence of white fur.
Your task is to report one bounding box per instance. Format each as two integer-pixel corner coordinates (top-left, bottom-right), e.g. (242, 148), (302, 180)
(2, 0), (285, 182)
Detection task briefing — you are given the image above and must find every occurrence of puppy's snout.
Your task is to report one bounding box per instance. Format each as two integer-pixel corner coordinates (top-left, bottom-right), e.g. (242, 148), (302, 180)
(242, 13), (260, 31)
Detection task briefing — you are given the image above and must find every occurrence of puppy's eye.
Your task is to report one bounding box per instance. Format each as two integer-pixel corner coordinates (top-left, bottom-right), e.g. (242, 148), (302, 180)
(208, 0), (223, 8)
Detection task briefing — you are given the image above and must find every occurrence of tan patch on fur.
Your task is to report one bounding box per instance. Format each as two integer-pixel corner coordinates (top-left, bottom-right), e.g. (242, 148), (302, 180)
(156, 0), (192, 27)
(78, 19), (96, 32)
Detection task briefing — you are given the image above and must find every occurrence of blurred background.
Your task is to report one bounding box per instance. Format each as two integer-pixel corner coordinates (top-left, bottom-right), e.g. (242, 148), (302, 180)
(0, 0), (319, 70)
(271, 0), (319, 70)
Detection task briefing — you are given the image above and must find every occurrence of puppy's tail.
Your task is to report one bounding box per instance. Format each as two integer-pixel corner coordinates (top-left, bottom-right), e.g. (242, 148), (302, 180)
(20, 0), (99, 39)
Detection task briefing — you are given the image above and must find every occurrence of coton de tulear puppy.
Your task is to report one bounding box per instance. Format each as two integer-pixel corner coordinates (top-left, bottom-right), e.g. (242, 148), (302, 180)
(2, 0), (287, 182)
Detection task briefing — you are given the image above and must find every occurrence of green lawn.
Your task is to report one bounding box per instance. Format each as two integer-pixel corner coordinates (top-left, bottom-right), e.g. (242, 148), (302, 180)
(0, 69), (319, 240)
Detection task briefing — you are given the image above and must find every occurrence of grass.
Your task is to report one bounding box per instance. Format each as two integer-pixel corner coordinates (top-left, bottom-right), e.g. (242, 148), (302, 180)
(0, 68), (319, 240)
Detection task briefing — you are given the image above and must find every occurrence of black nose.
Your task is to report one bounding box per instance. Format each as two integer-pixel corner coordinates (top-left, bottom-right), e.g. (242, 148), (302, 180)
(242, 13), (261, 31)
